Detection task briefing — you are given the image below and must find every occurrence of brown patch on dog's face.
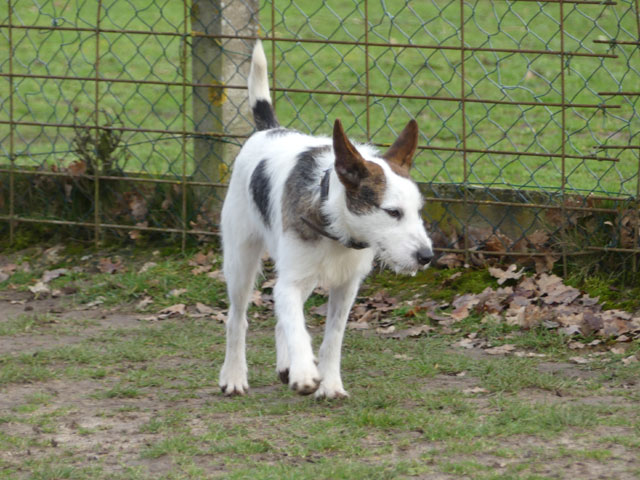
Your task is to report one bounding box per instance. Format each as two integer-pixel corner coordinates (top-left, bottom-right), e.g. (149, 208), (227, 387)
(383, 119), (418, 176)
(345, 161), (386, 214)
(333, 119), (387, 214)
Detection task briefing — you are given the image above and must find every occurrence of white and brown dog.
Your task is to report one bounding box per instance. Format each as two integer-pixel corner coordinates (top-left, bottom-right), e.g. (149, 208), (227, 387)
(219, 41), (433, 399)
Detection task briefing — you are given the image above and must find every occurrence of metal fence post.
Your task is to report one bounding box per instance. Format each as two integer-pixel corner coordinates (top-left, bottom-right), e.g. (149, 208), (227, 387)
(190, 0), (258, 220)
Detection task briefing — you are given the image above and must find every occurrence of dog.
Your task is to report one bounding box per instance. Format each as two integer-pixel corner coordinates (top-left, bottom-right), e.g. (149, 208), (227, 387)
(219, 40), (434, 399)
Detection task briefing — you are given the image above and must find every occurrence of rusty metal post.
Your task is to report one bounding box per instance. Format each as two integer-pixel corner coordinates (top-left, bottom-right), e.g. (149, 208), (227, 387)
(190, 0), (258, 220)
(8, 0), (15, 244)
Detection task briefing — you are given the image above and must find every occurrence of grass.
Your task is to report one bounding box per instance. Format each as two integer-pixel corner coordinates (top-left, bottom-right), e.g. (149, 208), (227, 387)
(0, 247), (639, 478)
(0, 1), (638, 196)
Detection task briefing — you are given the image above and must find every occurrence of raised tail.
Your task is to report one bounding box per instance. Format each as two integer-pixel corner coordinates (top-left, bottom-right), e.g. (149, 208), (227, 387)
(248, 40), (279, 131)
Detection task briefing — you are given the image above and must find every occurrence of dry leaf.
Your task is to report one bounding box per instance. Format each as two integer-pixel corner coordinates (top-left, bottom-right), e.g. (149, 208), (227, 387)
(488, 264), (525, 285)
(484, 344), (516, 355)
(348, 321), (371, 330)
(436, 253), (464, 269)
(569, 356), (590, 365)
(168, 288), (187, 298)
(159, 304), (186, 317)
(68, 160), (87, 176)
(191, 264), (212, 275)
(44, 245), (64, 264)
(139, 262), (157, 273)
(376, 325), (396, 335)
(212, 311), (227, 323)
(190, 251), (214, 266)
(135, 296), (154, 310)
(195, 302), (215, 315)
(310, 303), (328, 316)
(568, 341), (586, 350)
(207, 270), (225, 282)
(389, 325), (434, 339)
(453, 338), (476, 349)
(28, 281), (50, 296)
(126, 192), (148, 221)
(394, 354), (413, 360)
(98, 257), (125, 274)
(526, 230), (549, 247)
(463, 387), (488, 394)
(41, 268), (69, 283)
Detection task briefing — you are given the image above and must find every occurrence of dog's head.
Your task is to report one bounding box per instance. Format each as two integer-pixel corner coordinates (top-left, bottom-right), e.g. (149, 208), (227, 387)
(332, 119), (433, 274)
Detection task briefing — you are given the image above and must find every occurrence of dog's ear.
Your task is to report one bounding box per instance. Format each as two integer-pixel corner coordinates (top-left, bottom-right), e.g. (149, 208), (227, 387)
(382, 119), (418, 174)
(333, 119), (369, 190)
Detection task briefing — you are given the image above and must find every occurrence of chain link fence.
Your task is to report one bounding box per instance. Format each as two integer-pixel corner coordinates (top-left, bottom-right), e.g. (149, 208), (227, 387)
(1, 0), (639, 273)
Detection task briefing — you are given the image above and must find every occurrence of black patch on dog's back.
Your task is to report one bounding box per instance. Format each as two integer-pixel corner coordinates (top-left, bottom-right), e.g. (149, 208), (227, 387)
(282, 146), (331, 241)
(253, 100), (280, 131)
(250, 159), (272, 228)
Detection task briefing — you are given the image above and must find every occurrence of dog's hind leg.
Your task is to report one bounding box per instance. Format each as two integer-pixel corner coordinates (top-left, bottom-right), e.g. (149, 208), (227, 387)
(314, 277), (361, 399)
(219, 237), (264, 396)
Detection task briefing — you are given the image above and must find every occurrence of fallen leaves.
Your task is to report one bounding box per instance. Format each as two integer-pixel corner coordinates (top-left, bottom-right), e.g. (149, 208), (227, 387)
(159, 303), (186, 317)
(488, 264), (525, 285)
(41, 268), (69, 283)
(449, 266), (640, 342)
(484, 344), (516, 355)
(137, 302), (227, 323)
(28, 281), (51, 297)
(168, 288), (187, 298)
(98, 257), (126, 274)
(431, 225), (559, 273)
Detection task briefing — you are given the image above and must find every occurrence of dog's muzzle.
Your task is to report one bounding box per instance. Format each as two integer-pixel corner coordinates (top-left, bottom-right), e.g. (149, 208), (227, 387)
(416, 247), (434, 266)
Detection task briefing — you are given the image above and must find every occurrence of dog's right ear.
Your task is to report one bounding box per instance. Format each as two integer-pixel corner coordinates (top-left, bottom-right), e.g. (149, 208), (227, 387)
(333, 119), (368, 190)
(382, 119), (418, 175)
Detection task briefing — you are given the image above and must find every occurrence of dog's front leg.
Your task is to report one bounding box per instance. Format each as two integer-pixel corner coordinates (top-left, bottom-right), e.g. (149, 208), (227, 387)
(315, 277), (361, 399)
(274, 279), (321, 395)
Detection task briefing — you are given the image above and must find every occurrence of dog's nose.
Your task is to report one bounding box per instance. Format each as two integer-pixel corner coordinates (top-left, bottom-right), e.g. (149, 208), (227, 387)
(416, 247), (434, 266)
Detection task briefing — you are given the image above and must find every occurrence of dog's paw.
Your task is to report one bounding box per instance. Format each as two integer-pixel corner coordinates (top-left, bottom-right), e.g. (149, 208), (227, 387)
(277, 369), (289, 385)
(289, 364), (321, 395)
(219, 364), (248, 396)
(314, 381), (349, 400)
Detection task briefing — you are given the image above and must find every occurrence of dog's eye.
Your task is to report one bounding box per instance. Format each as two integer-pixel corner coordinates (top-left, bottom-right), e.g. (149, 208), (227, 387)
(384, 208), (403, 220)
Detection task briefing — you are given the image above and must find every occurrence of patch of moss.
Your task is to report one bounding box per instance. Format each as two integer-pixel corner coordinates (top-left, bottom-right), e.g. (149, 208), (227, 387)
(363, 267), (496, 302)
(566, 273), (640, 312)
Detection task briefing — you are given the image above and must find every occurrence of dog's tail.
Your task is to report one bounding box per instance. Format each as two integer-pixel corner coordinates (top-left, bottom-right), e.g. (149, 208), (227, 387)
(248, 40), (279, 131)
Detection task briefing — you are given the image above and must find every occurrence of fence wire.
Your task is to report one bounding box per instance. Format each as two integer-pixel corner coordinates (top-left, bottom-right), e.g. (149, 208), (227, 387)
(0, 0), (639, 273)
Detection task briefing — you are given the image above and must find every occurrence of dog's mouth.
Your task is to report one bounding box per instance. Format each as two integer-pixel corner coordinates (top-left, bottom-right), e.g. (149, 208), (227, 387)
(375, 244), (426, 276)
(391, 262), (430, 276)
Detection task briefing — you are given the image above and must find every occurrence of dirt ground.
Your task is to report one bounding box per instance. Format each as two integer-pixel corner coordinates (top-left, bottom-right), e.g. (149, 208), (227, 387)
(1, 263), (639, 479)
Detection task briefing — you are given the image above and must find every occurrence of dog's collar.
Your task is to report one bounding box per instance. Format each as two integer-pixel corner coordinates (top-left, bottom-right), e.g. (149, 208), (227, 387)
(300, 169), (369, 250)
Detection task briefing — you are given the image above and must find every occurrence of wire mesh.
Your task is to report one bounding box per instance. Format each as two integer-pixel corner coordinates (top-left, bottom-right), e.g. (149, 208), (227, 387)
(0, 0), (639, 272)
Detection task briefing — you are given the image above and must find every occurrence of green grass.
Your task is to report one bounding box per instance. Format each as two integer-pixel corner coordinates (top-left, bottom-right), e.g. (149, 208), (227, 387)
(1, 248), (640, 478)
(1, 1), (638, 196)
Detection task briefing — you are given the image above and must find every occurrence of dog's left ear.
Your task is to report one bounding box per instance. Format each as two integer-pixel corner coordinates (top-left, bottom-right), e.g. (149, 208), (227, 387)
(383, 119), (419, 174)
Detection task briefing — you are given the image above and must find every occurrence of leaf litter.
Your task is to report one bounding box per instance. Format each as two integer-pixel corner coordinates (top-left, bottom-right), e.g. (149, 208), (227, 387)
(2, 245), (638, 363)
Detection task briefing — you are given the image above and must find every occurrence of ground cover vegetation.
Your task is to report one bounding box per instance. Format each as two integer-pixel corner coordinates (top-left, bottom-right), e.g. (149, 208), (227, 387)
(0, 244), (639, 479)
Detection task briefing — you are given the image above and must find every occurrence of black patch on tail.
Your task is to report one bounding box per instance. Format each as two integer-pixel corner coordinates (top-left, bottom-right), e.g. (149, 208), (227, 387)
(253, 99), (279, 131)
(250, 159), (272, 228)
